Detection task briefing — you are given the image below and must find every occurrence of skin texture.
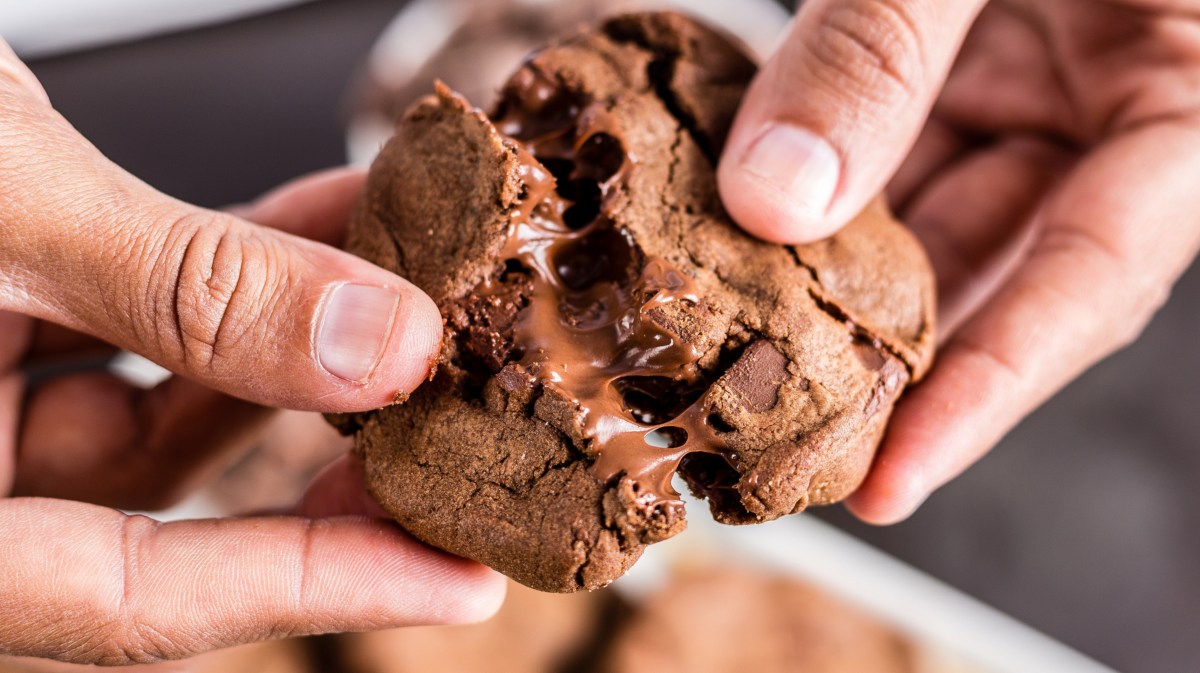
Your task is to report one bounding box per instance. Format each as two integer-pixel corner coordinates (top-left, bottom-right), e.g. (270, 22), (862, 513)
(0, 40), (504, 664)
(719, 0), (1200, 523)
(2, 0), (1199, 659)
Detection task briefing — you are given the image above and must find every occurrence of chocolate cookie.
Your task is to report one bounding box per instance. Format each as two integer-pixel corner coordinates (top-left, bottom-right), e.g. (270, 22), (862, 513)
(334, 11), (935, 592)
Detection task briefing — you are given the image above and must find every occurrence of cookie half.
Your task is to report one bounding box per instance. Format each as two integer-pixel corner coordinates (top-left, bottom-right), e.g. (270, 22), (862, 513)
(333, 11), (936, 592)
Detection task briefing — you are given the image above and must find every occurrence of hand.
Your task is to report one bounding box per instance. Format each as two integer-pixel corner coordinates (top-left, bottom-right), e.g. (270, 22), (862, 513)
(718, 0), (1200, 523)
(0, 40), (504, 664)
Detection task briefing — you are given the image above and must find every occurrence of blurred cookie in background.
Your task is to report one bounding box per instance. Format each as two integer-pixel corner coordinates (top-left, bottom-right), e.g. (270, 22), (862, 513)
(339, 582), (621, 673)
(597, 566), (916, 673)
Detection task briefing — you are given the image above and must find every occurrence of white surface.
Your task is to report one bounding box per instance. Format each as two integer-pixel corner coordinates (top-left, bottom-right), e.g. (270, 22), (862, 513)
(620, 506), (1120, 673)
(0, 0), (311, 57)
(366, 0), (473, 91)
(132, 492), (224, 523)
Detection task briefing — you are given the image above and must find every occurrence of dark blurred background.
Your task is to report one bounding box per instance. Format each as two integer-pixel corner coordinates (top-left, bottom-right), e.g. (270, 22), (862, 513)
(16, 1), (1200, 672)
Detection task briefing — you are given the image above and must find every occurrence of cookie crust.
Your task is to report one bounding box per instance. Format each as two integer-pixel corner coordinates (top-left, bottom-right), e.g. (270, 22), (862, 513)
(333, 12), (935, 592)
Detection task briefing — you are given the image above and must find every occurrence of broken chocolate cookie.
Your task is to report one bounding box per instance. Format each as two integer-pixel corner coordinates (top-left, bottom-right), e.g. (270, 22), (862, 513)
(334, 11), (936, 592)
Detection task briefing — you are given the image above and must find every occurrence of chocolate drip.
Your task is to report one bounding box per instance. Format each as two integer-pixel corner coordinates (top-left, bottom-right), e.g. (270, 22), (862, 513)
(480, 71), (729, 507)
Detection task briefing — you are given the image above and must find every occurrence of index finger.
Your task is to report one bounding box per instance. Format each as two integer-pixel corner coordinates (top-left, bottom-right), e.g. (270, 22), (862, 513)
(0, 498), (505, 664)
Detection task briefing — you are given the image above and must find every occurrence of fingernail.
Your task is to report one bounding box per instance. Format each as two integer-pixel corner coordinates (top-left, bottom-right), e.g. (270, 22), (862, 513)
(317, 284), (399, 383)
(739, 123), (840, 217)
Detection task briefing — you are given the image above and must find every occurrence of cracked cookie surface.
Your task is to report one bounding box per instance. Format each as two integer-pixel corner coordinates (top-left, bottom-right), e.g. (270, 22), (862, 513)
(332, 12), (936, 592)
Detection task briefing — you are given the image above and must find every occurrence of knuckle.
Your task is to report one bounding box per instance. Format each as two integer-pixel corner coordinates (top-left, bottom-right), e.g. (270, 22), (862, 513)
(950, 332), (1027, 393)
(102, 621), (197, 665)
(804, 0), (925, 105)
(88, 624), (173, 666)
(66, 517), (194, 665)
(148, 211), (280, 374)
(1036, 226), (1162, 352)
(293, 519), (319, 611)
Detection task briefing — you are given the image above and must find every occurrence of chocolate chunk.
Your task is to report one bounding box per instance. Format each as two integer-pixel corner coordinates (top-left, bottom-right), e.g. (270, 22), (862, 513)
(721, 341), (790, 414)
(333, 11), (936, 592)
(455, 273), (532, 371)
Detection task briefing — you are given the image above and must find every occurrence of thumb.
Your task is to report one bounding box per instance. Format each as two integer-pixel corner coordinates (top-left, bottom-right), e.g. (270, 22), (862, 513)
(0, 45), (440, 413)
(718, 0), (985, 243)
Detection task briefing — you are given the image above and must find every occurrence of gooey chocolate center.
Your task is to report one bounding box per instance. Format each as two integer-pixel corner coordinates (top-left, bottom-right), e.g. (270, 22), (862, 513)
(481, 67), (730, 507)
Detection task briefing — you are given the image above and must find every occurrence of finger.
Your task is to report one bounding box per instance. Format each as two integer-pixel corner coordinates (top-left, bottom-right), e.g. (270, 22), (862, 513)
(0, 311), (33, 373)
(902, 136), (1074, 336)
(0, 311), (34, 495)
(0, 498), (505, 664)
(0, 374), (20, 496)
(719, 0), (987, 243)
(931, 3), (1072, 137)
(19, 168), (366, 363)
(847, 118), (1200, 523)
(227, 167), (367, 246)
(13, 372), (271, 511)
(13, 170), (371, 508)
(0, 39), (49, 104)
(885, 114), (971, 211)
(296, 454), (391, 520)
(207, 410), (351, 516)
(0, 56), (441, 413)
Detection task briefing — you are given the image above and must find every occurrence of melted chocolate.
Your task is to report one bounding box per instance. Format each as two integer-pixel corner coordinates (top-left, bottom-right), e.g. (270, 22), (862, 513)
(480, 69), (728, 507)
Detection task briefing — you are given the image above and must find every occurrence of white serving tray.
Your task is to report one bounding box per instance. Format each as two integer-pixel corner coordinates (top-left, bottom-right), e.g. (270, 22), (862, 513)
(0, 0), (310, 58)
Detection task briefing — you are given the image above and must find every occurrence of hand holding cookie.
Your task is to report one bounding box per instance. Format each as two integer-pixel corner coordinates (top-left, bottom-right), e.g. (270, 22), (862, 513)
(336, 12), (936, 591)
(720, 0), (1200, 523)
(0, 40), (502, 664)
